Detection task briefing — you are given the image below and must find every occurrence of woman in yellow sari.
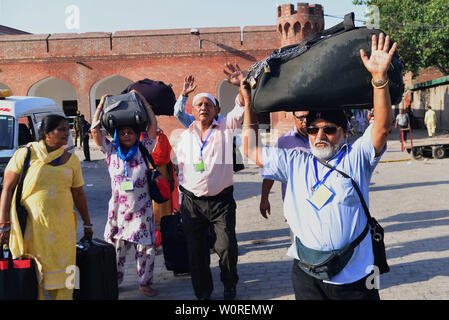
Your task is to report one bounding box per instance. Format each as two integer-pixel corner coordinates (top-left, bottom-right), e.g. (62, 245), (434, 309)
(0, 114), (93, 300)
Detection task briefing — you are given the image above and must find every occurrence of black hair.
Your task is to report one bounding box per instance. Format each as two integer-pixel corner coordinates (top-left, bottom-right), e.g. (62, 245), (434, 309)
(38, 114), (68, 140)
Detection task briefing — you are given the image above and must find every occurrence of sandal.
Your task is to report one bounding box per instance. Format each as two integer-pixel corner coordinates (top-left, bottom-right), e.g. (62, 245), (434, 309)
(139, 286), (157, 297)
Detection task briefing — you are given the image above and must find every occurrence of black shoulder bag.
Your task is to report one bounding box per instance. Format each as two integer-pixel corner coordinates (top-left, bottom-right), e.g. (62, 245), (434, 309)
(314, 156), (390, 275)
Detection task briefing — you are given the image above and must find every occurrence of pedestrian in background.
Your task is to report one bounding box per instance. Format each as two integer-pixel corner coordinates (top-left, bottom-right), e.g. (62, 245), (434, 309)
(79, 115), (91, 161)
(91, 90), (159, 297)
(73, 110), (82, 147)
(0, 114), (93, 300)
(424, 106), (437, 137)
(395, 108), (410, 142)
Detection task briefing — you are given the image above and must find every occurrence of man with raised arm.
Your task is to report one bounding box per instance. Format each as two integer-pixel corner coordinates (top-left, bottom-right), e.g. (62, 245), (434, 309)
(241, 34), (397, 300)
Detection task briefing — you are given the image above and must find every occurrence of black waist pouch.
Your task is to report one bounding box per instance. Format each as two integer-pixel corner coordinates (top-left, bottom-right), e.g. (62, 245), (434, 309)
(295, 223), (369, 281)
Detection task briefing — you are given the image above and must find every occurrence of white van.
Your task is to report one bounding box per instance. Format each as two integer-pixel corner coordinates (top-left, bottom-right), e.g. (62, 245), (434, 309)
(0, 90), (74, 191)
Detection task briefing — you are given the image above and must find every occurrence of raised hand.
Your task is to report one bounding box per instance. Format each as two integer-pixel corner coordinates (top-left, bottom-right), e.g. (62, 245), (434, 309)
(360, 33), (397, 81)
(182, 75), (197, 96)
(223, 63), (246, 87)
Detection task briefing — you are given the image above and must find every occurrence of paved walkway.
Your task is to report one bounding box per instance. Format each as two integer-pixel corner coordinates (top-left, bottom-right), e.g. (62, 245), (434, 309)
(76, 127), (449, 300)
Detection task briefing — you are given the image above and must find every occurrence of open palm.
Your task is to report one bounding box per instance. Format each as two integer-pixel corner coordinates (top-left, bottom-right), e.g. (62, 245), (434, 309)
(360, 33), (397, 79)
(182, 75), (197, 96)
(223, 63), (245, 86)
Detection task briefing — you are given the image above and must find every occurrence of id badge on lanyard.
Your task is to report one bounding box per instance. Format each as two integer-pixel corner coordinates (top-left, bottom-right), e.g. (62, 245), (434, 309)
(195, 128), (214, 172)
(307, 152), (345, 210)
(120, 177), (134, 191)
(120, 160), (134, 191)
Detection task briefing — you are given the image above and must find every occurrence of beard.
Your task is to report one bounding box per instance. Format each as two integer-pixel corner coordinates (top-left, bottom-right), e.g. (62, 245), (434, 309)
(311, 134), (345, 160)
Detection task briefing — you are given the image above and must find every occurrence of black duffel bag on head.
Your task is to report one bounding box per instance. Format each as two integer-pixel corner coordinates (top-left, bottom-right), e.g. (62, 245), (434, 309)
(246, 12), (404, 113)
(101, 92), (149, 136)
(122, 78), (176, 116)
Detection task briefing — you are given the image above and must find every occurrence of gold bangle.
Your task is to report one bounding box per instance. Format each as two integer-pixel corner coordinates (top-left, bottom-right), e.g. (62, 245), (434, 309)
(371, 78), (389, 89)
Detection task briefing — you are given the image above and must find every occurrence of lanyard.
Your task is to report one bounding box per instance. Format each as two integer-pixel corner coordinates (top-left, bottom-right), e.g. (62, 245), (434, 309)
(196, 127), (214, 159)
(312, 149), (346, 191)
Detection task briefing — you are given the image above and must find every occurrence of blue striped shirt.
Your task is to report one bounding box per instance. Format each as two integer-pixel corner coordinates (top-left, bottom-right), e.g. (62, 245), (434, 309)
(261, 124), (385, 284)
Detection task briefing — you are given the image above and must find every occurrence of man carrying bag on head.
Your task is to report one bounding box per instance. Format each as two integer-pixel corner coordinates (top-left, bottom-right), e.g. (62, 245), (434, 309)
(241, 33), (395, 300)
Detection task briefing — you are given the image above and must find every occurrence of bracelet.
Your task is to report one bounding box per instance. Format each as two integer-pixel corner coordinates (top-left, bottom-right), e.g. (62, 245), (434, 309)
(0, 226), (11, 232)
(83, 225), (93, 229)
(371, 78), (389, 89)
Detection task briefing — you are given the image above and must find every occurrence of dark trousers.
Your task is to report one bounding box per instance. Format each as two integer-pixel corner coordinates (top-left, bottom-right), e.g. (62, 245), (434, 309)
(180, 185), (239, 299)
(291, 260), (380, 300)
(83, 135), (90, 161)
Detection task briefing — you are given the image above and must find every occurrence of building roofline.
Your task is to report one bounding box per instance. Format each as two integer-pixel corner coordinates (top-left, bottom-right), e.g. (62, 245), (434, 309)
(0, 25), (31, 35)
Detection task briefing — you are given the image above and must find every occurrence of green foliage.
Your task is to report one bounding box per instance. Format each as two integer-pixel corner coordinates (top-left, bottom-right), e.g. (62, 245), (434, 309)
(353, 0), (449, 76)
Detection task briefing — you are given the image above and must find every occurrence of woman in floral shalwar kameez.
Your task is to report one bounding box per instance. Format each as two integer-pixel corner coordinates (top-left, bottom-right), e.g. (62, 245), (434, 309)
(91, 91), (158, 297)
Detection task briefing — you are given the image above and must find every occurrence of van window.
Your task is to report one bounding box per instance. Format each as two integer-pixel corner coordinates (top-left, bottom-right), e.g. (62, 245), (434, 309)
(18, 116), (36, 146)
(0, 116), (14, 149)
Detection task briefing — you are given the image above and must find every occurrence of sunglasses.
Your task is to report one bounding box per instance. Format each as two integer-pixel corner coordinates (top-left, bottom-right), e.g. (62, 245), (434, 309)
(306, 126), (339, 135)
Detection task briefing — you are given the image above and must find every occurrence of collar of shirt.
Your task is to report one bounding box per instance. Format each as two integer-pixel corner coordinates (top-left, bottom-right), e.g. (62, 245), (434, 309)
(293, 127), (309, 144)
(188, 118), (222, 133)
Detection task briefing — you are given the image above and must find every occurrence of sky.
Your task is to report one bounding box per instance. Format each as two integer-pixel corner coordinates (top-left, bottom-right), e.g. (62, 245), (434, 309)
(0, 0), (368, 34)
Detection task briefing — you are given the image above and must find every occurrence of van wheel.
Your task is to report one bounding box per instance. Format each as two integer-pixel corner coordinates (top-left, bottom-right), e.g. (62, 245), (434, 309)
(432, 146), (445, 159)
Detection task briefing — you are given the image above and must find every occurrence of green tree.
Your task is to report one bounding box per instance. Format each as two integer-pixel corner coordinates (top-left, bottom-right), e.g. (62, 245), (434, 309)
(354, 0), (449, 76)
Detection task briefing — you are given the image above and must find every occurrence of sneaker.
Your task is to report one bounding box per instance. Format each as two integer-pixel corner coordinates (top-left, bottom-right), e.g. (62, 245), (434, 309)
(139, 286), (157, 297)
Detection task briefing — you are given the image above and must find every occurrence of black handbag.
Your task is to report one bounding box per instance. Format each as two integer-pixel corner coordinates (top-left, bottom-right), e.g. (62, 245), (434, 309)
(0, 248), (38, 300)
(314, 156), (390, 274)
(0, 146), (38, 300)
(138, 143), (171, 204)
(246, 12), (404, 113)
(101, 92), (149, 136)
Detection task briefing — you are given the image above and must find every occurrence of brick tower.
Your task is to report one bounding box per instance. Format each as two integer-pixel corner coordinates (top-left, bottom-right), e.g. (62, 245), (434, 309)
(277, 3), (324, 47)
(270, 3), (325, 133)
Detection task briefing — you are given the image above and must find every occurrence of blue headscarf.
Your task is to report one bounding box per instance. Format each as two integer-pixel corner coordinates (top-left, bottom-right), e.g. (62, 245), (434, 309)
(114, 128), (140, 177)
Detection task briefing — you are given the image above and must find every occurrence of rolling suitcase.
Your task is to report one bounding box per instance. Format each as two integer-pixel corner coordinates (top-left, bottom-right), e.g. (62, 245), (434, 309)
(100, 92), (149, 136)
(160, 212), (190, 275)
(73, 238), (118, 300)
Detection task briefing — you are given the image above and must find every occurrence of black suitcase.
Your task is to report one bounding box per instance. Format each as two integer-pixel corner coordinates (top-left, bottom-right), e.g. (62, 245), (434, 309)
(160, 213), (190, 274)
(246, 12), (404, 113)
(121, 78), (176, 116)
(73, 238), (118, 300)
(101, 92), (149, 136)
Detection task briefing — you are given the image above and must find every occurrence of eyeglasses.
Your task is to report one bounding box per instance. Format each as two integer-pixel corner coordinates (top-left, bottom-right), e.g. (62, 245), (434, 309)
(306, 126), (339, 135)
(293, 113), (308, 121)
